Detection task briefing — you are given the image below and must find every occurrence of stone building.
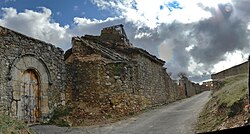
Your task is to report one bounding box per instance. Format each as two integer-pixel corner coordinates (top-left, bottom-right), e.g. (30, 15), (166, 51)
(64, 25), (188, 123)
(0, 24), (206, 125)
(202, 81), (214, 90)
(0, 26), (65, 123)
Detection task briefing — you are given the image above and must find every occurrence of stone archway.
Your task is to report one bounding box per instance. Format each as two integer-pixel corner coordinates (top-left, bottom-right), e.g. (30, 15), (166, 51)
(9, 54), (51, 123)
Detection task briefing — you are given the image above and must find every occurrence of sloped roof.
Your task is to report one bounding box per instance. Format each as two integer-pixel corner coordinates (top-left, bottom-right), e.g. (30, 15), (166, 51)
(74, 36), (128, 62)
(67, 25), (165, 66)
(82, 34), (165, 65)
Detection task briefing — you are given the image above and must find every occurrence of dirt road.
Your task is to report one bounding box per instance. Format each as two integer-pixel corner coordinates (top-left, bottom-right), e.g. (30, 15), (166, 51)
(31, 91), (211, 134)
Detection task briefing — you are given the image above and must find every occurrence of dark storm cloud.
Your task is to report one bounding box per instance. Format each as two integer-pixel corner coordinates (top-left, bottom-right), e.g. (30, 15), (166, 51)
(155, 0), (250, 81)
(157, 22), (193, 77)
(190, 17), (248, 65)
(233, 0), (250, 18)
(127, 22), (192, 78)
(166, 38), (191, 77)
(186, 0), (250, 74)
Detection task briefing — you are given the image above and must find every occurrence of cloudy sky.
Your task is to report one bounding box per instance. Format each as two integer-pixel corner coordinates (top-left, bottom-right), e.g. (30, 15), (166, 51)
(0, 0), (250, 82)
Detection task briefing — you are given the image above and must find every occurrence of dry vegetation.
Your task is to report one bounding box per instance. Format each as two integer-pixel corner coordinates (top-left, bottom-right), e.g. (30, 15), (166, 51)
(0, 114), (36, 134)
(196, 74), (249, 133)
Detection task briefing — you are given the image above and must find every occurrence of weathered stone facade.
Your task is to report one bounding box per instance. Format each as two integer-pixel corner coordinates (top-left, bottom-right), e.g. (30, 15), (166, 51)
(1, 24), (207, 125)
(64, 25), (201, 125)
(0, 26), (65, 123)
(179, 76), (209, 97)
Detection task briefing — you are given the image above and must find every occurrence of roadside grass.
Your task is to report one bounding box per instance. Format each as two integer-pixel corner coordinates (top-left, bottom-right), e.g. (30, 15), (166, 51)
(0, 114), (36, 134)
(195, 74), (249, 133)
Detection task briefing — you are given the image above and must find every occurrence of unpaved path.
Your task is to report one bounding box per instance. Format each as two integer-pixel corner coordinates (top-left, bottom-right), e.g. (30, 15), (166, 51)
(31, 91), (211, 134)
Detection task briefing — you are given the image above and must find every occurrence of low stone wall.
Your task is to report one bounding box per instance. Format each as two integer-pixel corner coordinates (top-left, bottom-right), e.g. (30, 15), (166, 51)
(211, 61), (248, 80)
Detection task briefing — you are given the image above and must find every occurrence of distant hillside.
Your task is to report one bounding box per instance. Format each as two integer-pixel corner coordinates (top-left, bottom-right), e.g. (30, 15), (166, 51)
(196, 74), (249, 133)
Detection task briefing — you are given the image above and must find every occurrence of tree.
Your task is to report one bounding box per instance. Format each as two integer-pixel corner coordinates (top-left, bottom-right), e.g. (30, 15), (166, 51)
(178, 72), (187, 79)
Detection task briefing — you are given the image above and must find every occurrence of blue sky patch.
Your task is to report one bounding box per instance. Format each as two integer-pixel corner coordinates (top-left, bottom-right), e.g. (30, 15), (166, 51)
(0, 0), (114, 25)
(166, 1), (182, 12)
(160, 5), (164, 10)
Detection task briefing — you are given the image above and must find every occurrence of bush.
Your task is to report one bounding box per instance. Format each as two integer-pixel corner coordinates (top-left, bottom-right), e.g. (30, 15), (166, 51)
(46, 106), (73, 127)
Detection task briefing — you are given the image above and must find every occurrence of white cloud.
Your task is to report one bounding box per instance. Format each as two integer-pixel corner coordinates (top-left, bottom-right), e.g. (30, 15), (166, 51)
(185, 44), (195, 52)
(188, 57), (205, 76)
(70, 16), (126, 37)
(0, 7), (71, 50)
(73, 16), (121, 26)
(211, 50), (248, 73)
(92, 0), (213, 29)
(0, 7), (126, 51)
(134, 32), (152, 39)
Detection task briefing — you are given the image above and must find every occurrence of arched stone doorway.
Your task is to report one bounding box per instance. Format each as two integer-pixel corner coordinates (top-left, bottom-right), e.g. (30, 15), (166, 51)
(17, 69), (41, 123)
(10, 54), (51, 123)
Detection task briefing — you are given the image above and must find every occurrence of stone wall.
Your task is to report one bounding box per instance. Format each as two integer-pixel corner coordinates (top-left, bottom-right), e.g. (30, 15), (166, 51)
(179, 77), (196, 97)
(0, 24), (208, 125)
(179, 77), (209, 97)
(65, 38), (147, 123)
(65, 36), (188, 108)
(211, 61), (248, 80)
(64, 31), (203, 126)
(129, 53), (168, 104)
(0, 26), (65, 122)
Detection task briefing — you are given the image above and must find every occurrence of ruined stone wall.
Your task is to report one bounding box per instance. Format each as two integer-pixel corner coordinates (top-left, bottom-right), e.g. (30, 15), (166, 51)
(211, 61), (248, 80)
(179, 78), (198, 97)
(131, 53), (169, 105)
(175, 82), (187, 100)
(181, 79), (210, 96)
(64, 27), (208, 125)
(187, 82), (196, 97)
(0, 26), (65, 121)
(65, 59), (152, 123)
(65, 37), (199, 110)
(100, 24), (132, 48)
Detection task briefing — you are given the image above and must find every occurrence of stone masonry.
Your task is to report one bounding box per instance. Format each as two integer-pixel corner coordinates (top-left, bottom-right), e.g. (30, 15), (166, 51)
(0, 24), (207, 125)
(0, 26), (65, 123)
(211, 61), (248, 80)
(63, 25), (207, 125)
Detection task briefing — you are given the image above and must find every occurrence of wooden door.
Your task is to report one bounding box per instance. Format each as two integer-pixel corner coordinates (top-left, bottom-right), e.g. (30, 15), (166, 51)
(18, 69), (40, 123)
